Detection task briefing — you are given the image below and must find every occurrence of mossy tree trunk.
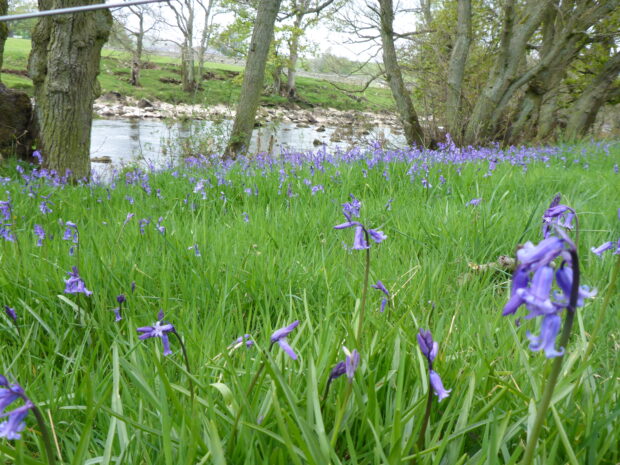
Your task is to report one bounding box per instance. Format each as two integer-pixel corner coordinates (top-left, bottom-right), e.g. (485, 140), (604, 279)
(28, 0), (111, 180)
(225, 0), (282, 157)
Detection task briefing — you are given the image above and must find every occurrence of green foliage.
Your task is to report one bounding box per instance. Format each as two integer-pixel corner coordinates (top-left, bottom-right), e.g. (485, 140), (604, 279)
(6, 0), (37, 39)
(0, 141), (619, 464)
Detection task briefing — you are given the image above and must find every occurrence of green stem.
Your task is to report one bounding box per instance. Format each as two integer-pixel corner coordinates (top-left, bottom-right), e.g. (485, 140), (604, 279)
(521, 249), (580, 465)
(356, 231), (371, 348)
(172, 331), (194, 404)
(415, 370), (434, 457)
(31, 406), (57, 465)
(330, 382), (352, 448)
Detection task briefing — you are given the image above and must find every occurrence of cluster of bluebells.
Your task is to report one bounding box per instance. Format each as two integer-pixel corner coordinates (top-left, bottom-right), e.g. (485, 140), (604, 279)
(417, 329), (451, 402)
(503, 199), (595, 358)
(0, 376), (34, 440)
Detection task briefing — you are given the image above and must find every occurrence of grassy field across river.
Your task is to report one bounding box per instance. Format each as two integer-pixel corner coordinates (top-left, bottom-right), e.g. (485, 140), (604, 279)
(1, 38), (395, 112)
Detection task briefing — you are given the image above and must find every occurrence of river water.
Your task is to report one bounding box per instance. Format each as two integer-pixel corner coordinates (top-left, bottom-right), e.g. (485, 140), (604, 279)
(90, 118), (405, 170)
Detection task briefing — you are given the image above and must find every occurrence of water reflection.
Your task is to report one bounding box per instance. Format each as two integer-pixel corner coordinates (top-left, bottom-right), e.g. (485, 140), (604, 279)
(90, 117), (405, 171)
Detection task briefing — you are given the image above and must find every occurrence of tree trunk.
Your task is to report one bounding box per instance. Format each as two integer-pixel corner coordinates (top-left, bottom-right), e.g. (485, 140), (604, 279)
(286, 13), (303, 98)
(0, 0), (7, 80)
(130, 15), (144, 86)
(225, 0), (282, 157)
(564, 51), (620, 140)
(445, 0), (471, 143)
(181, 5), (195, 92)
(378, 0), (425, 147)
(197, 0), (215, 83)
(28, 0), (112, 180)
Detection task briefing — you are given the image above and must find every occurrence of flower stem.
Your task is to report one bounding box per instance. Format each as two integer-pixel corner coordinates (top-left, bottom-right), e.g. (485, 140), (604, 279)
(356, 231), (371, 348)
(171, 331), (194, 404)
(31, 406), (57, 465)
(415, 371), (434, 456)
(521, 249), (579, 465)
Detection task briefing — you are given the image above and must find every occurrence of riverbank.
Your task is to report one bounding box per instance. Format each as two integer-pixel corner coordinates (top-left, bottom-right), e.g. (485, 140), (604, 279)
(94, 93), (404, 142)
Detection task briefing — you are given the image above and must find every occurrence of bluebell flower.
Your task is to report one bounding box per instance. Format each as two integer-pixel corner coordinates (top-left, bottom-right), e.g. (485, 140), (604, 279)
(270, 320), (300, 360)
(63, 221), (78, 243)
(334, 213), (386, 250)
(0, 379), (33, 441)
(0, 224), (15, 242)
(343, 347), (360, 380)
(34, 224), (45, 246)
(417, 329), (450, 402)
(4, 306), (17, 323)
(136, 311), (175, 356)
(429, 370), (451, 402)
(39, 201), (52, 214)
(230, 334), (254, 349)
(591, 241), (615, 256)
(526, 314), (564, 358)
(64, 267), (92, 296)
(0, 200), (10, 221)
(371, 280), (389, 312)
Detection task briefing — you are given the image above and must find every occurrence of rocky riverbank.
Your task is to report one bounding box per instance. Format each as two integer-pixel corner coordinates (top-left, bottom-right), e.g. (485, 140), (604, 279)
(94, 92), (404, 139)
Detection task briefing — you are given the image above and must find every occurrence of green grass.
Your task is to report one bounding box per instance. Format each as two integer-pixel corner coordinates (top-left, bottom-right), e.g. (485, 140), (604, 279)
(1, 38), (395, 111)
(0, 141), (619, 464)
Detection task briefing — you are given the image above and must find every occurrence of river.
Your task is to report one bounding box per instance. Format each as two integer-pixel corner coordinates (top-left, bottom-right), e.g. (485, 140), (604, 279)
(90, 118), (406, 171)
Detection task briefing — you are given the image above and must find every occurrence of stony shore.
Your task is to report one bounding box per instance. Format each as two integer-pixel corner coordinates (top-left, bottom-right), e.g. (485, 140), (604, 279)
(94, 92), (403, 134)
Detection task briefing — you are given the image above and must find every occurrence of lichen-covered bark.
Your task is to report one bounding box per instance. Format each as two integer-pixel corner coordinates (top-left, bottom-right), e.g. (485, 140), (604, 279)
(0, 0), (8, 80)
(378, 0), (425, 147)
(225, 0), (282, 157)
(28, 0), (111, 180)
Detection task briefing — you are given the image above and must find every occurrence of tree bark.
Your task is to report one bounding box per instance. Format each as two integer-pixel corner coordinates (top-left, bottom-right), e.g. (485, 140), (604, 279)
(130, 14), (144, 86)
(445, 0), (471, 143)
(378, 0), (425, 147)
(463, 0), (551, 144)
(197, 0), (215, 83)
(225, 0), (282, 157)
(0, 0), (7, 80)
(28, 0), (112, 180)
(564, 51), (620, 140)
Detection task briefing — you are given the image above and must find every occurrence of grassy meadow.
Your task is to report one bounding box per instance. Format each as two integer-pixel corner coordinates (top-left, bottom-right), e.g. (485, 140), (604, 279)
(0, 141), (619, 464)
(0, 38), (395, 111)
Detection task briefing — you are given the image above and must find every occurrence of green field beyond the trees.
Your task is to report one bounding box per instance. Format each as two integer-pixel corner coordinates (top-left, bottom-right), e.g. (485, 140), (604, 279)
(1, 38), (395, 111)
(0, 141), (619, 464)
